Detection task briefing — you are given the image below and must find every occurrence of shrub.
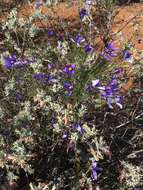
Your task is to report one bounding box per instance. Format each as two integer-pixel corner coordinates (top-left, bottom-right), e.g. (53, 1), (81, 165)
(0, 0), (143, 189)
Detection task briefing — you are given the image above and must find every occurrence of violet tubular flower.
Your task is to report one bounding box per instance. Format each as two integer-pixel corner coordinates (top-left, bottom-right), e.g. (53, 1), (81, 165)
(91, 161), (102, 181)
(99, 78), (123, 109)
(64, 82), (73, 96)
(87, 79), (100, 93)
(79, 9), (87, 20)
(63, 64), (76, 75)
(71, 34), (85, 46)
(3, 55), (34, 69)
(62, 132), (68, 140)
(106, 95), (123, 109)
(47, 76), (57, 83)
(73, 123), (84, 134)
(115, 95), (123, 109)
(101, 42), (118, 61)
(47, 29), (55, 37)
(84, 44), (93, 53)
(3, 55), (17, 69)
(108, 78), (119, 92)
(64, 82), (73, 91)
(123, 50), (131, 59)
(14, 59), (34, 67)
(123, 50), (132, 62)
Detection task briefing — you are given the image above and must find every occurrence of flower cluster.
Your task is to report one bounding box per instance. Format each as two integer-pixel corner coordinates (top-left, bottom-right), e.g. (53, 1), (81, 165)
(99, 78), (123, 109)
(90, 75), (123, 109)
(3, 55), (34, 69)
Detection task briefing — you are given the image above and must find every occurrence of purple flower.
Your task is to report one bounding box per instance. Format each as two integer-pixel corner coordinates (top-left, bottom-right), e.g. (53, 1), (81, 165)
(101, 42), (118, 61)
(47, 63), (54, 69)
(99, 78), (123, 109)
(64, 82), (73, 91)
(99, 79), (118, 98)
(15, 92), (23, 102)
(64, 82), (73, 96)
(63, 64), (76, 75)
(115, 95), (123, 107)
(91, 161), (102, 181)
(3, 55), (34, 69)
(123, 50), (132, 62)
(47, 75), (57, 83)
(108, 79), (118, 92)
(84, 44), (93, 53)
(86, 79), (100, 92)
(14, 59), (34, 67)
(106, 95), (123, 109)
(35, 0), (43, 8)
(79, 9), (87, 20)
(106, 42), (117, 50)
(62, 132), (68, 140)
(3, 55), (17, 69)
(73, 123), (84, 134)
(47, 29), (55, 37)
(33, 73), (56, 83)
(71, 34), (85, 46)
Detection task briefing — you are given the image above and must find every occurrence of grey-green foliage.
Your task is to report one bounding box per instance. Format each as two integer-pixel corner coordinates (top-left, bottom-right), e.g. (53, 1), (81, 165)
(121, 161), (143, 188)
(14, 101), (34, 126)
(2, 7), (48, 54)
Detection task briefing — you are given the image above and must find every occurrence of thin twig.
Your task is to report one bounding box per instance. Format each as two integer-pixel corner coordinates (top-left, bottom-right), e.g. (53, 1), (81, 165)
(127, 149), (143, 158)
(130, 97), (142, 121)
(115, 112), (143, 130)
